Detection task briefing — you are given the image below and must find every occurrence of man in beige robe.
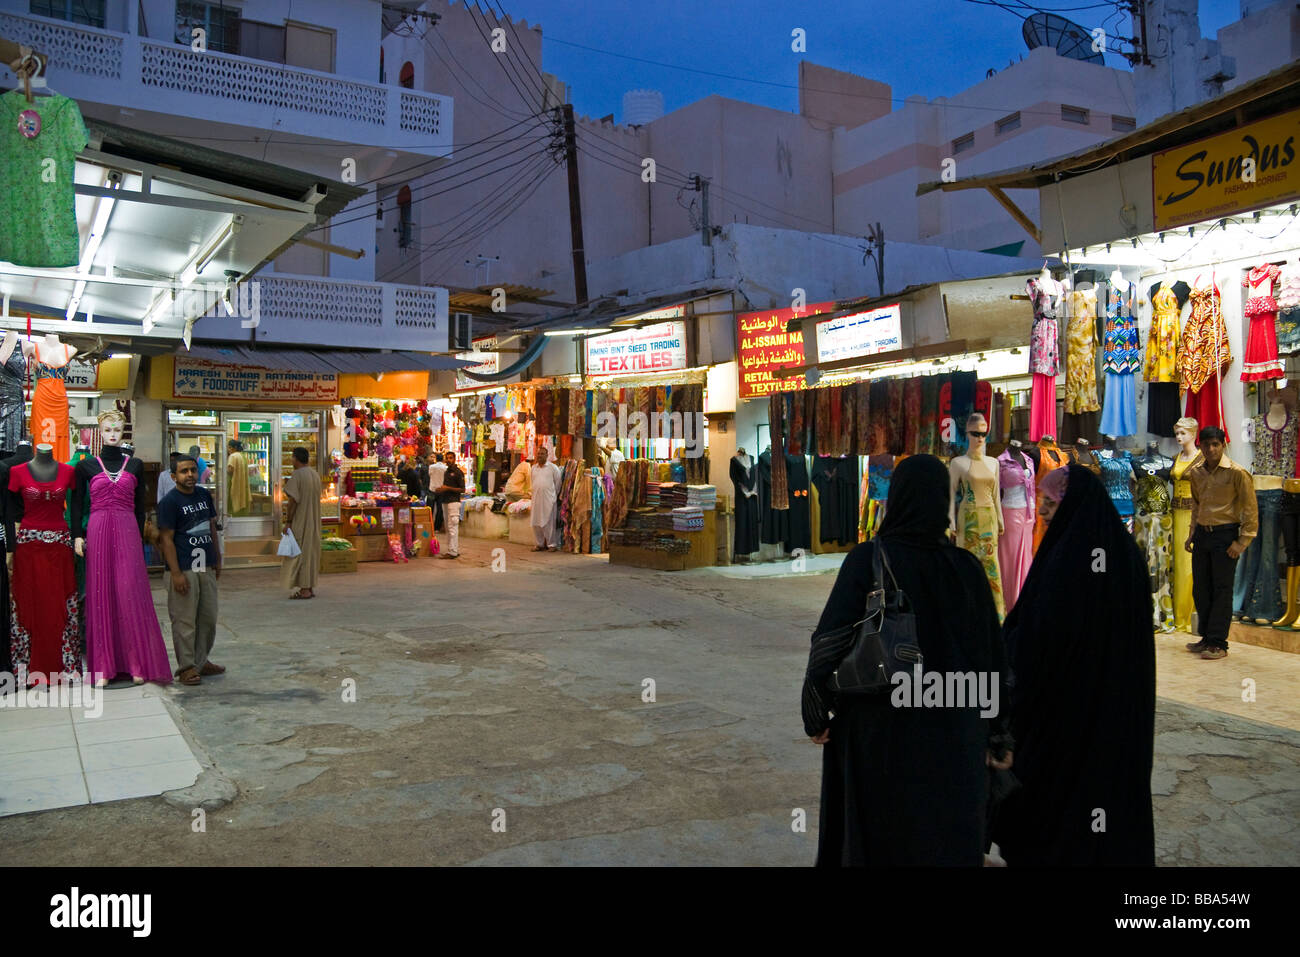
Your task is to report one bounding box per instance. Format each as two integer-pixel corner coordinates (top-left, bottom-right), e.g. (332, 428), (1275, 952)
(281, 446), (322, 598)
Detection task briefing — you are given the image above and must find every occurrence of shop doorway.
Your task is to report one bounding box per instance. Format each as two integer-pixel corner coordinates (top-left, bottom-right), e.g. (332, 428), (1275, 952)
(225, 414), (278, 540)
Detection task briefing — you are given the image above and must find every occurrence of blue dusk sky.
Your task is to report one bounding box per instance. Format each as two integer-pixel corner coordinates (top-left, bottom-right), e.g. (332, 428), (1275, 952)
(485, 0), (1246, 121)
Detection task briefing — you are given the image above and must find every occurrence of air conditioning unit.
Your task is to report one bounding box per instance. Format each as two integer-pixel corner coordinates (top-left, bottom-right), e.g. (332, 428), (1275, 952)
(450, 312), (473, 351)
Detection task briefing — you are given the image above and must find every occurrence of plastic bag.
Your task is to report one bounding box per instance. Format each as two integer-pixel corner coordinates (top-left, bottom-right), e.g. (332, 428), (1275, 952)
(277, 530), (302, 557)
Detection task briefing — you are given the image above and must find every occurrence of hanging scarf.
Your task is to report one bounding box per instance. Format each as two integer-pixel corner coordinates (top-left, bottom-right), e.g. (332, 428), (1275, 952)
(769, 393), (789, 510)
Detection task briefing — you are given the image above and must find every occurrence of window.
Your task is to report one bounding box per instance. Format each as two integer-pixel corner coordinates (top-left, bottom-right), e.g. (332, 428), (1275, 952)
(176, 1), (241, 54)
(995, 112), (1021, 135)
(1111, 114), (1137, 133)
(952, 132), (975, 154)
(29, 0), (105, 27)
(399, 61), (415, 89)
(397, 185), (413, 248)
(1061, 104), (1090, 125)
(286, 22), (335, 73)
(240, 20), (286, 64)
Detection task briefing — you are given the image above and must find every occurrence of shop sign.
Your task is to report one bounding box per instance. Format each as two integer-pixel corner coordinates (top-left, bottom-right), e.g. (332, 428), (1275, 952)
(234, 421), (272, 434)
(736, 302), (835, 398)
(585, 319), (688, 376)
(64, 360), (98, 390)
(455, 336), (499, 390)
(173, 358), (339, 403)
(1153, 107), (1300, 231)
(815, 303), (903, 363)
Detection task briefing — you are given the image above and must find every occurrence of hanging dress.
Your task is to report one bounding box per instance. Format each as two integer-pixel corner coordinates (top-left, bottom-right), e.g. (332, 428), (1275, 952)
(1232, 412), (1295, 623)
(1063, 288), (1101, 443)
(9, 461), (79, 684)
(0, 344), (27, 457)
(31, 343), (74, 462)
(1276, 264), (1300, 355)
(730, 454), (760, 555)
(1170, 451), (1204, 632)
(1027, 277), (1062, 442)
(997, 449), (1035, 614)
(1100, 283), (1139, 437)
(1134, 464), (1175, 633)
(1241, 263), (1284, 381)
(1180, 284), (1231, 435)
(955, 458), (1006, 621)
(83, 458), (173, 684)
(1145, 283), (1183, 436)
(1032, 444), (1068, 554)
(1097, 449), (1136, 533)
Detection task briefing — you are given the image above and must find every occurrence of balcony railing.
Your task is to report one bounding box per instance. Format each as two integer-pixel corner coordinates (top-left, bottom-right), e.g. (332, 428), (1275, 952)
(0, 11), (450, 156)
(194, 274), (449, 353)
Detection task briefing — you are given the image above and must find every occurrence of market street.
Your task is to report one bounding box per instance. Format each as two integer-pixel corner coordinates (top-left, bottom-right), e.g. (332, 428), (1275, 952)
(2, 540), (1298, 866)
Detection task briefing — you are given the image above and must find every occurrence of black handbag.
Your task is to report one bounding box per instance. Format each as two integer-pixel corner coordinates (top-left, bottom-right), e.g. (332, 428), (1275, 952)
(827, 542), (924, 694)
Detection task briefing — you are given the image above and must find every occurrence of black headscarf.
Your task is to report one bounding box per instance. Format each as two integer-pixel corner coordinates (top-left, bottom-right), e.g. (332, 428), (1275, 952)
(997, 465), (1155, 866)
(875, 454), (951, 548)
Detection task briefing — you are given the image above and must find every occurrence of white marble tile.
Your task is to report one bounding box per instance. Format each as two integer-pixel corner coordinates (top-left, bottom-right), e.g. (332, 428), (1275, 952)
(0, 722), (78, 755)
(86, 759), (202, 804)
(72, 713), (181, 747)
(0, 705), (73, 732)
(2, 745), (83, 782)
(72, 696), (168, 724)
(79, 734), (196, 773)
(0, 771), (89, 817)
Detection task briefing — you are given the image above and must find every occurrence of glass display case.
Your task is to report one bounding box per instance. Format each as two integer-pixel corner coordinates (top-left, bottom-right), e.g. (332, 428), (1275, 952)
(229, 419), (273, 517)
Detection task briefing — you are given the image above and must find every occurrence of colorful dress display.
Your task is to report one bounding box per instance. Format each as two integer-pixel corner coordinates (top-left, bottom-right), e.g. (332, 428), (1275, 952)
(8, 461), (79, 683)
(1180, 283), (1231, 434)
(997, 448), (1035, 614)
(1097, 449), (1135, 532)
(1064, 288), (1101, 415)
(1276, 264), (1300, 354)
(1241, 263), (1284, 381)
(1170, 451), (1204, 632)
(0, 345), (27, 456)
(31, 343), (74, 462)
(84, 459), (173, 684)
(1232, 411), (1296, 622)
(1032, 443), (1068, 554)
(955, 459), (1005, 621)
(1027, 277), (1063, 442)
(1145, 283), (1183, 436)
(1134, 466), (1175, 633)
(1099, 282), (1139, 437)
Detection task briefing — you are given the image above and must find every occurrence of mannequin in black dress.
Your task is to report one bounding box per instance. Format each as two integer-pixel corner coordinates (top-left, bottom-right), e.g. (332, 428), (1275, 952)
(730, 447), (759, 560)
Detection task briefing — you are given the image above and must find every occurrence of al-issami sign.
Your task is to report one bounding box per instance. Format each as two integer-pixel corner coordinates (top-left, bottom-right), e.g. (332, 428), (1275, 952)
(736, 302), (835, 398)
(585, 316), (687, 376)
(173, 358), (339, 402)
(1153, 107), (1299, 231)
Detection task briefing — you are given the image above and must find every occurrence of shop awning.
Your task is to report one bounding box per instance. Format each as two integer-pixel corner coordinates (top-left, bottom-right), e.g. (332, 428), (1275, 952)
(0, 112), (365, 345)
(179, 345), (473, 374)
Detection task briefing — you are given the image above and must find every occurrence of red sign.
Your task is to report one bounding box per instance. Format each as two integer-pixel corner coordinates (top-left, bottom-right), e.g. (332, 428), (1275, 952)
(736, 302), (834, 398)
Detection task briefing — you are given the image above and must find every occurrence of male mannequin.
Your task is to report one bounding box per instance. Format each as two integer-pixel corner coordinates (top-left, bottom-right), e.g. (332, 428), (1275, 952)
(950, 413), (1006, 617)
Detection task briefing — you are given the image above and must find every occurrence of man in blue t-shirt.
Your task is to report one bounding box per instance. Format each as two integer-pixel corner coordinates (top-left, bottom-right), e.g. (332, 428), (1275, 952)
(157, 455), (224, 686)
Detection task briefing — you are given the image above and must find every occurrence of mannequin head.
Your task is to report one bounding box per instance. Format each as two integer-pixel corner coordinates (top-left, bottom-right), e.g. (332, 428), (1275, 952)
(97, 410), (126, 447)
(1174, 417), (1199, 453)
(965, 413), (989, 459)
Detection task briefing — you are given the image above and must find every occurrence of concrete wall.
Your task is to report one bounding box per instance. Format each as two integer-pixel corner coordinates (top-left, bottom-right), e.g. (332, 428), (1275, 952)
(798, 61), (892, 130)
(1218, 0), (1300, 91)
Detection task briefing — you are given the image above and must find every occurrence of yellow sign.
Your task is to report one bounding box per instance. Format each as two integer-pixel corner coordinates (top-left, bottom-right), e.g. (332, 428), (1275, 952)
(1153, 108), (1300, 231)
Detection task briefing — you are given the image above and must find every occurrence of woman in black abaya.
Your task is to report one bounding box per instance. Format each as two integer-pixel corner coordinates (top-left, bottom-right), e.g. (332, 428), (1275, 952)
(803, 454), (1013, 866)
(996, 465), (1155, 866)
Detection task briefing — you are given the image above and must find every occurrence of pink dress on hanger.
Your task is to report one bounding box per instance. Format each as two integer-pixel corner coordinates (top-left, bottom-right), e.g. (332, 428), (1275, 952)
(1026, 277), (1062, 441)
(1241, 263), (1283, 381)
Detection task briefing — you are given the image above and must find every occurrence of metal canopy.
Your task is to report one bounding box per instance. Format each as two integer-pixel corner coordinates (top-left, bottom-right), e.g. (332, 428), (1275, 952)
(182, 344), (473, 374)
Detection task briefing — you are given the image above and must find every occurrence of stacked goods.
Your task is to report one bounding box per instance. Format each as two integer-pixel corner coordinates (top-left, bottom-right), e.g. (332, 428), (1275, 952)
(685, 485), (717, 510)
(321, 537), (355, 551)
(672, 506), (705, 531)
(645, 481), (662, 507)
(659, 483), (688, 508)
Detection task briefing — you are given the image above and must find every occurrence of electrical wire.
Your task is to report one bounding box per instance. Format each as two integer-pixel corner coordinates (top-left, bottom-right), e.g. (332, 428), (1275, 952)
(465, 1), (544, 114)
(487, 0), (551, 108)
(422, 18), (534, 123)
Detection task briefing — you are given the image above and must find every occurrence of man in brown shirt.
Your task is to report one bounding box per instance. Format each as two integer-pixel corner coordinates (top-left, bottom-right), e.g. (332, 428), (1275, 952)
(1184, 426), (1258, 659)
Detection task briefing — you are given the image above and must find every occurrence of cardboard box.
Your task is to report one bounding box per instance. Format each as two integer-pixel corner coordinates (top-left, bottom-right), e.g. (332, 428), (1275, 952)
(352, 535), (392, 562)
(320, 549), (358, 574)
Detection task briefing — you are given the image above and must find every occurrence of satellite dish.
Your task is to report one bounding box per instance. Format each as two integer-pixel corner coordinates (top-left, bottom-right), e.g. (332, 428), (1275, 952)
(1022, 13), (1104, 64)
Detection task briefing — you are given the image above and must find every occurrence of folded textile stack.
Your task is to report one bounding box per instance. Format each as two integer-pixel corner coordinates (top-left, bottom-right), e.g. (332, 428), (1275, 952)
(671, 506), (704, 531)
(655, 512), (675, 531)
(658, 483), (688, 508)
(462, 496), (495, 512)
(506, 499), (531, 514)
(645, 482), (662, 507)
(646, 536), (691, 554)
(685, 485), (717, 510)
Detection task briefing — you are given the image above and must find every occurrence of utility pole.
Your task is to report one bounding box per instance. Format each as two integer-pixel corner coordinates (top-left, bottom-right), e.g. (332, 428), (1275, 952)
(693, 174), (712, 246)
(559, 104), (588, 305)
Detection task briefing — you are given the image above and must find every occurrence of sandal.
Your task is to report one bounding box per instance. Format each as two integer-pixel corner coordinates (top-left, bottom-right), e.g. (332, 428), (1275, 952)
(289, 590), (315, 599)
(177, 667), (201, 686)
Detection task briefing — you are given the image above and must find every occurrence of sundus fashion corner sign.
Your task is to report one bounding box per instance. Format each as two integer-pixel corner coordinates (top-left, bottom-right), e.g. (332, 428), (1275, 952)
(1153, 106), (1299, 231)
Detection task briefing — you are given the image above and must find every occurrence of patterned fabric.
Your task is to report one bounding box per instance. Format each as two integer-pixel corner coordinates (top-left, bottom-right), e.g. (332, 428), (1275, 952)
(17, 527), (72, 546)
(1178, 284), (1231, 393)
(1135, 470), (1171, 515)
(0, 346), (26, 453)
(1027, 277), (1063, 375)
(1250, 411), (1297, 477)
(886, 379), (905, 454)
(1097, 449), (1135, 517)
(855, 382), (871, 454)
(1102, 285), (1141, 373)
(769, 394), (788, 510)
(1064, 290), (1100, 414)
(1135, 509), (1176, 633)
(868, 381), (889, 455)
(918, 375), (939, 455)
(1242, 264), (1284, 381)
(997, 448), (1036, 517)
(958, 482), (1006, 622)
(903, 378), (921, 455)
(1279, 264), (1300, 355)
(1170, 452), (1202, 631)
(1145, 284), (1181, 383)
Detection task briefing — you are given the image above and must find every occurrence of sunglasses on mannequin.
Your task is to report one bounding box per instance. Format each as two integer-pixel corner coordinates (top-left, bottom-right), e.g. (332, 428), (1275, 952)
(968, 430), (988, 437)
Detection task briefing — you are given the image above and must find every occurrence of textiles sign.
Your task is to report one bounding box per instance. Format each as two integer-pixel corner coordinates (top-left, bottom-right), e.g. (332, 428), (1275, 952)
(1152, 107), (1300, 230)
(585, 318), (688, 376)
(455, 336), (499, 390)
(736, 302), (834, 398)
(173, 358), (339, 402)
(816, 304), (903, 363)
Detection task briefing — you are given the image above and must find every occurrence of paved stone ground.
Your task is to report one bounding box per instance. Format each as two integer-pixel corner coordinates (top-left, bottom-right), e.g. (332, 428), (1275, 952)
(1, 538), (1297, 865)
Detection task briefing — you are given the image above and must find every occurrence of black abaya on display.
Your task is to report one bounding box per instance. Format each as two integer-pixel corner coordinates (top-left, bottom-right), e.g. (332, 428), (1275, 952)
(997, 465), (1155, 866)
(757, 448), (789, 547)
(730, 453), (760, 555)
(784, 452), (812, 551)
(803, 454), (1012, 866)
(811, 456), (860, 545)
